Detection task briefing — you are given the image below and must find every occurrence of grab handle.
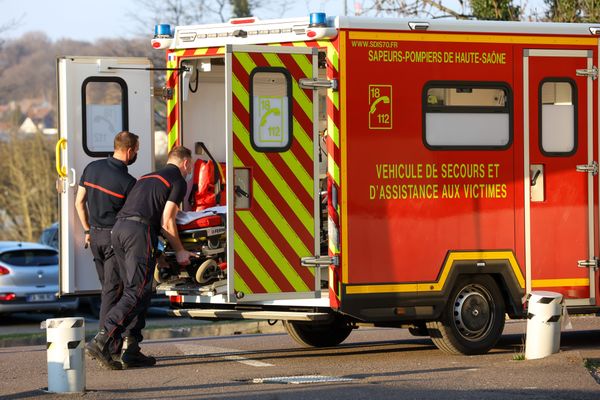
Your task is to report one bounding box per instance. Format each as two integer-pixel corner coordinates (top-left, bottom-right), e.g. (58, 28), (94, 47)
(55, 138), (67, 178)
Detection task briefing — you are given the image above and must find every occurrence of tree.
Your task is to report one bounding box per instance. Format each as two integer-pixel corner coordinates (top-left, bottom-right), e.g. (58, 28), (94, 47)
(0, 126), (58, 242)
(359, 0), (524, 20)
(470, 0), (522, 20)
(230, 0), (254, 18)
(543, 0), (600, 22)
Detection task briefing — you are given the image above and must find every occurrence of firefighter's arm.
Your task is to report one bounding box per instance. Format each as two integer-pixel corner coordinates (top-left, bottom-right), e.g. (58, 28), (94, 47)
(74, 185), (90, 248)
(161, 200), (195, 266)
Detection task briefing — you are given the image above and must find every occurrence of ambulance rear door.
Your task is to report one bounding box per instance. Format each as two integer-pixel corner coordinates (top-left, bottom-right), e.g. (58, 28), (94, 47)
(225, 45), (321, 302)
(56, 57), (154, 295)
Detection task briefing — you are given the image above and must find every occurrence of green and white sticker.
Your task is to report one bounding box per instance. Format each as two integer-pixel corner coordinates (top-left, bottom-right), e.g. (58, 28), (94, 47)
(253, 96), (289, 148)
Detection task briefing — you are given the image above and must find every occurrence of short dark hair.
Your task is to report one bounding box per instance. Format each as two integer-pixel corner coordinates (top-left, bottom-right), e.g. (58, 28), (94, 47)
(114, 131), (139, 151)
(167, 145), (192, 162)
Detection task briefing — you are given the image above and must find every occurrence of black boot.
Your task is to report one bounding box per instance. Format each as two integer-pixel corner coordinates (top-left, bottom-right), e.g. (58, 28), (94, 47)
(85, 330), (122, 370)
(120, 336), (156, 369)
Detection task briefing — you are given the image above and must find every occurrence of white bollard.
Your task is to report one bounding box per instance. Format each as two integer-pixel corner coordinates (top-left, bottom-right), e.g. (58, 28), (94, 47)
(42, 317), (86, 393)
(525, 291), (563, 360)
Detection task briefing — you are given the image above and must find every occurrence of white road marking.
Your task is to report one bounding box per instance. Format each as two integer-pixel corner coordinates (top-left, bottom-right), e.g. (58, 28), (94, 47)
(176, 344), (273, 367)
(222, 355), (273, 367)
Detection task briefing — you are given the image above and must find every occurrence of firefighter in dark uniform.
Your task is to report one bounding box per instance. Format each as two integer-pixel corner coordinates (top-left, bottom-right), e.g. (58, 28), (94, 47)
(86, 146), (196, 369)
(75, 131), (139, 369)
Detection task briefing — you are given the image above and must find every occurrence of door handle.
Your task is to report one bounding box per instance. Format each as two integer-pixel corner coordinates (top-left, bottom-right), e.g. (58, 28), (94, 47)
(530, 165), (544, 202)
(234, 185), (249, 198)
(531, 169), (541, 186)
(68, 168), (77, 188)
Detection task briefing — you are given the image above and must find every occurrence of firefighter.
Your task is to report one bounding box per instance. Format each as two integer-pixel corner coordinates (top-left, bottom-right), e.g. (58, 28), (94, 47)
(76, 131), (139, 370)
(86, 146), (196, 369)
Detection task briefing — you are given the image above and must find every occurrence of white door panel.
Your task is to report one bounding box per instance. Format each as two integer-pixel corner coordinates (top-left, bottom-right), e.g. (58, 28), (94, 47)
(57, 56), (154, 295)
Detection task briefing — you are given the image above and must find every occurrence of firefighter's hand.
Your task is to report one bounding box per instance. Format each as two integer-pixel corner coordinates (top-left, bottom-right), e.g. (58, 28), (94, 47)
(84, 233), (91, 249)
(175, 249), (198, 266)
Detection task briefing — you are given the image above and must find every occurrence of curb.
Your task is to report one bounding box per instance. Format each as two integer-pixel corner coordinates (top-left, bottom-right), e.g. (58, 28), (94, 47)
(0, 320), (287, 348)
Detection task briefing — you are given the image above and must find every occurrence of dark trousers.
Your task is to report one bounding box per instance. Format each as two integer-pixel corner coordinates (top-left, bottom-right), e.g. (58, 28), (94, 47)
(89, 228), (121, 330)
(104, 219), (155, 352)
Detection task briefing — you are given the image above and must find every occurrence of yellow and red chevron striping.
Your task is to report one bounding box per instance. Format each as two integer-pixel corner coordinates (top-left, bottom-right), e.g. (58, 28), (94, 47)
(165, 40), (341, 298)
(231, 49), (315, 293)
(229, 86), (313, 209)
(234, 214), (298, 292)
(232, 133), (314, 245)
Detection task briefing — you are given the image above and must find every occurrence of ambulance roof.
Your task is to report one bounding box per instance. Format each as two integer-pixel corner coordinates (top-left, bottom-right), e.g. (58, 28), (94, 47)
(165, 15), (600, 50)
(337, 16), (599, 36)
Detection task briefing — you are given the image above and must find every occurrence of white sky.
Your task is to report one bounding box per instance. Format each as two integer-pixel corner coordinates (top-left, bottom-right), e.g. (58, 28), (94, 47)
(5, 0), (546, 42)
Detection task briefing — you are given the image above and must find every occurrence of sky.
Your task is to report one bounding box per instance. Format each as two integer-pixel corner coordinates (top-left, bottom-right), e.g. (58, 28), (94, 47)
(5, 0), (546, 42)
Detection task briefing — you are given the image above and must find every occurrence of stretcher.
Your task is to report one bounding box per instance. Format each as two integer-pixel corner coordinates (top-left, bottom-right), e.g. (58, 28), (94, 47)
(154, 208), (227, 286)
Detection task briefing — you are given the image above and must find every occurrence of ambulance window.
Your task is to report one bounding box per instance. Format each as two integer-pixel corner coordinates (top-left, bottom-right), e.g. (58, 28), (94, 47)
(249, 68), (292, 152)
(539, 79), (576, 156)
(82, 77), (128, 157)
(423, 82), (512, 150)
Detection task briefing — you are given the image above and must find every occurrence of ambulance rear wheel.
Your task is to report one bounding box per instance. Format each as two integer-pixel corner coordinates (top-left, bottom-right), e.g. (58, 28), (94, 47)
(426, 275), (505, 355)
(283, 318), (352, 348)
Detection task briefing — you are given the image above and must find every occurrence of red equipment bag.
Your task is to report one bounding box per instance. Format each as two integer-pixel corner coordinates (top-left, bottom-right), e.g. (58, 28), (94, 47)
(189, 159), (226, 211)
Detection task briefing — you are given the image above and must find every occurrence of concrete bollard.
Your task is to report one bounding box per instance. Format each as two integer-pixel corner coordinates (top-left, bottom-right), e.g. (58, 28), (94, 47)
(525, 291), (563, 360)
(41, 317), (86, 393)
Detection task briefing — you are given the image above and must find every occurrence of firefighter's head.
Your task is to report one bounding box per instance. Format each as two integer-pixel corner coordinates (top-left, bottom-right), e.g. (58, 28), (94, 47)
(114, 131), (139, 165)
(167, 145), (193, 180)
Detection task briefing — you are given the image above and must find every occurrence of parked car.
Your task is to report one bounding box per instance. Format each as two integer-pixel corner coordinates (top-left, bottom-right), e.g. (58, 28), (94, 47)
(37, 222), (168, 318)
(0, 241), (78, 314)
(38, 222), (59, 249)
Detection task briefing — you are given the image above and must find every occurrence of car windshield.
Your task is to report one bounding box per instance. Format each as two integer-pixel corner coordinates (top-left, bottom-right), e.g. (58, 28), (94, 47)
(0, 249), (58, 266)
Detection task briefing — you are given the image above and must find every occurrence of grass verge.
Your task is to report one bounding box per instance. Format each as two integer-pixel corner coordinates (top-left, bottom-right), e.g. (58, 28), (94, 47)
(584, 359), (600, 384)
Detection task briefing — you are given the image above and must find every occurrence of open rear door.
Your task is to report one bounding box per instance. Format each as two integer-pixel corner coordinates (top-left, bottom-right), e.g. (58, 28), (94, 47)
(57, 57), (154, 295)
(225, 45), (320, 302)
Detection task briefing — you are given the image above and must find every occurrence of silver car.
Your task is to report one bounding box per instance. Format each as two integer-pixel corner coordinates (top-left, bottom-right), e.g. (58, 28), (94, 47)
(0, 241), (78, 314)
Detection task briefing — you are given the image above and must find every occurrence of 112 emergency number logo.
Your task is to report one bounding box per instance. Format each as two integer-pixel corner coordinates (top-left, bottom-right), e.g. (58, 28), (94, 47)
(369, 84), (392, 130)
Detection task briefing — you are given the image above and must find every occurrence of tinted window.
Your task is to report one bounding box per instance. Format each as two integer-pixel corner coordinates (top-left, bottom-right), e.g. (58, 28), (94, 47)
(539, 79), (576, 156)
(0, 249), (58, 266)
(82, 77), (129, 157)
(423, 82), (512, 149)
(250, 68), (293, 152)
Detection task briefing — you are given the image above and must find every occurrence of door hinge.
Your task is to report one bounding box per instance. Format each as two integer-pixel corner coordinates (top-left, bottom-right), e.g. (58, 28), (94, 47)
(576, 161), (598, 175)
(299, 78), (338, 91)
(301, 255), (338, 267)
(577, 258), (598, 268)
(576, 65), (598, 80)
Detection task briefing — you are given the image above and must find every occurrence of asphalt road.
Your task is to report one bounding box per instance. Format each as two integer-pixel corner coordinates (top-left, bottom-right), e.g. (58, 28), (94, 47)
(1, 317), (599, 399)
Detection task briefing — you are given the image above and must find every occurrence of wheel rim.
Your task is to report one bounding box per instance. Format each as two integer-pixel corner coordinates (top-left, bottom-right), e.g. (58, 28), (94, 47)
(452, 284), (494, 341)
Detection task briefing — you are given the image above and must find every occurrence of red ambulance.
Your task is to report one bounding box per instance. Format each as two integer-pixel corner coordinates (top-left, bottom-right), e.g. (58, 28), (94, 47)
(57, 13), (600, 355)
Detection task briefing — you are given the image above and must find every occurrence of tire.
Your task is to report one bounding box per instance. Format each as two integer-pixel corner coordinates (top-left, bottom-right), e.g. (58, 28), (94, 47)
(426, 275), (505, 355)
(283, 317), (353, 348)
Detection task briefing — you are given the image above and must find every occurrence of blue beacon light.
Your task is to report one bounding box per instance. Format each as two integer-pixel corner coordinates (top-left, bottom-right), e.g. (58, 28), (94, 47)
(154, 24), (173, 38)
(309, 13), (327, 28)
